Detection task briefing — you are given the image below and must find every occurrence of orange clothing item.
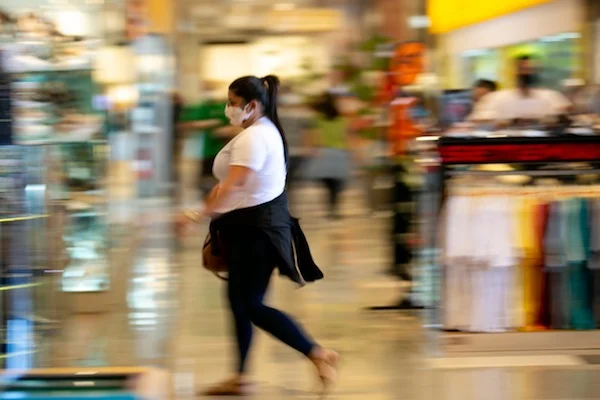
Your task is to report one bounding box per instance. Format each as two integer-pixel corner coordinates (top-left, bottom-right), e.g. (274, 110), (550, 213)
(516, 198), (545, 331)
(388, 99), (422, 156)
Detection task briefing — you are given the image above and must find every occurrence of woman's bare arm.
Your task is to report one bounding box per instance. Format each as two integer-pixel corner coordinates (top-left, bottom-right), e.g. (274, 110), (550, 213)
(203, 166), (253, 216)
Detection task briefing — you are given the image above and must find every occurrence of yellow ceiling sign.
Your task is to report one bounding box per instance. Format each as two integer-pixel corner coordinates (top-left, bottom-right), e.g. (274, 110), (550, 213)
(428, 0), (553, 34)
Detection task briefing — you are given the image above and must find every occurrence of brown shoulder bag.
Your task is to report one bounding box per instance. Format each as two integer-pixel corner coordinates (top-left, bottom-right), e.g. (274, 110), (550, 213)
(202, 232), (228, 280)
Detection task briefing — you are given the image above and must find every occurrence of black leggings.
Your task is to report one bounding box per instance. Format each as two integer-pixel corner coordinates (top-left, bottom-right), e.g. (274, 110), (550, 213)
(223, 226), (315, 373)
(322, 178), (344, 217)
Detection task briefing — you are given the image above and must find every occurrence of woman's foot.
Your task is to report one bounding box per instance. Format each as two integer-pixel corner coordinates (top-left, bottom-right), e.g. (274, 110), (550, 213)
(201, 377), (251, 397)
(309, 348), (340, 394)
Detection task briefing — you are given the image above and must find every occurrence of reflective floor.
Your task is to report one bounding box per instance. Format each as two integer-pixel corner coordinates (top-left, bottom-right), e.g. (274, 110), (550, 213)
(20, 160), (600, 399)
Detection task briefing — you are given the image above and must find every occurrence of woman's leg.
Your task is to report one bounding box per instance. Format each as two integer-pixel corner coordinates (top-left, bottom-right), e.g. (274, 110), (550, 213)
(226, 228), (316, 373)
(216, 227), (339, 395)
(227, 267), (254, 374)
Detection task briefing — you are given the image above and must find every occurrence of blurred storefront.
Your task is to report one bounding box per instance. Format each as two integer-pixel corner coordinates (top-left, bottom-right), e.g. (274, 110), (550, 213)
(372, 0), (424, 42)
(429, 0), (585, 89)
(195, 7), (346, 96)
(0, 0), (171, 321)
(420, 0), (600, 355)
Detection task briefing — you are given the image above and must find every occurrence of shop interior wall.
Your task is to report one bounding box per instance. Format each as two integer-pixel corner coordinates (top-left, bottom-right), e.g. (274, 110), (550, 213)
(198, 36), (332, 94)
(436, 0), (584, 89)
(173, 0), (374, 101)
(374, 0), (424, 42)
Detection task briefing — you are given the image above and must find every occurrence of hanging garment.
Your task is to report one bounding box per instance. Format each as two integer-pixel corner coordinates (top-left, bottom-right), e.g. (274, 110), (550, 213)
(592, 269), (600, 328)
(589, 198), (600, 270)
(470, 197), (495, 332)
(534, 202), (551, 328)
(565, 198), (595, 330)
(443, 195), (475, 331)
(494, 196), (519, 332)
(589, 199), (600, 327)
(516, 197), (543, 330)
(471, 196), (516, 332)
(545, 201), (571, 329)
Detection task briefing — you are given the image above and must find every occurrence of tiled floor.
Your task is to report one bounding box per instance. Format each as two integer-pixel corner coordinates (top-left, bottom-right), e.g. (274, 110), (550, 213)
(17, 162), (600, 399)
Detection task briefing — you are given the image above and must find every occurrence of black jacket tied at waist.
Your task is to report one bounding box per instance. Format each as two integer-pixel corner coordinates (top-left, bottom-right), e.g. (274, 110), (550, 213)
(209, 192), (323, 285)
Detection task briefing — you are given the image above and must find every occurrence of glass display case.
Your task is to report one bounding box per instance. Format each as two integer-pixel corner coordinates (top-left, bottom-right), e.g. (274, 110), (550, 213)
(4, 30), (111, 293)
(53, 141), (110, 293)
(7, 47), (103, 145)
(0, 145), (48, 369)
(0, 141), (110, 370)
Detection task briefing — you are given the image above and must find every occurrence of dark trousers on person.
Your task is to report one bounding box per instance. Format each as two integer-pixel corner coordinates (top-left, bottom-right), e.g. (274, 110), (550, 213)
(223, 226), (315, 373)
(392, 162), (413, 280)
(321, 178), (343, 218)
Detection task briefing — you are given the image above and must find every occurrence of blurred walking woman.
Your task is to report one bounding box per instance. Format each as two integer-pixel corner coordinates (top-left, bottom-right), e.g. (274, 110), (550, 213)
(304, 92), (352, 219)
(182, 75), (339, 396)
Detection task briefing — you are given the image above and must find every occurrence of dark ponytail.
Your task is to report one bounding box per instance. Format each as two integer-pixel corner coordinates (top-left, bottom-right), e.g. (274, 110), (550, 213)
(229, 75), (289, 166)
(261, 75), (288, 165)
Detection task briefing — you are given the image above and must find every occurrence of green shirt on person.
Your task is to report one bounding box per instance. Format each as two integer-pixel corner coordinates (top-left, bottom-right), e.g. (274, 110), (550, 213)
(312, 116), (349, 150)
(179, 100), (229, 159)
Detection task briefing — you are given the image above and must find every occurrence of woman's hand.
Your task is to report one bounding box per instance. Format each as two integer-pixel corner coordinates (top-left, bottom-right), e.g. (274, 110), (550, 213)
(175, 209), (205, 237)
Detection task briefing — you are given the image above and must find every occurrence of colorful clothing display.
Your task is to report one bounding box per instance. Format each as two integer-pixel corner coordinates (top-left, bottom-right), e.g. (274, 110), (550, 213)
(442, 191), (600, 333)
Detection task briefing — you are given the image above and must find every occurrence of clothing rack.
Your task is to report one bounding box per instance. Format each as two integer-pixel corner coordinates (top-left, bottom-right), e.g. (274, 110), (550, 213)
(437, 135), (600, 210)
(433, 134), (600, 353)
(445, 169), (600, 177)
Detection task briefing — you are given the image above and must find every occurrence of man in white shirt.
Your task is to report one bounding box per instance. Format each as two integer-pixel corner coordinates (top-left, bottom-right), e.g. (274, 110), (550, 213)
(470, 55), (571, 122)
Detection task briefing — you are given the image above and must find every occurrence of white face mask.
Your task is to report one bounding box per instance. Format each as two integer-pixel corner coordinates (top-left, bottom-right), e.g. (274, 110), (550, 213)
(225, 104), (251, 127)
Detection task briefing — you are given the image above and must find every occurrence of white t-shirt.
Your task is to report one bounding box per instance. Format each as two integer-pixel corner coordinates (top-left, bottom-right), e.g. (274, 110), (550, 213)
(212, 116), (286, 213)
(469, 88), (571, 121)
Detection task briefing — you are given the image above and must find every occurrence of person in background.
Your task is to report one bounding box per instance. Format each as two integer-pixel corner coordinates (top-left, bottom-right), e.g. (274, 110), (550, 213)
(472, 79), (498, 103)
(470, 55), (571, 122)
(465, 79), (497, 123)
(177, 82), (230, 197)
(277, 86), (312, 198)
(171, 92), (184, 186)
(304, 92), (353, 220)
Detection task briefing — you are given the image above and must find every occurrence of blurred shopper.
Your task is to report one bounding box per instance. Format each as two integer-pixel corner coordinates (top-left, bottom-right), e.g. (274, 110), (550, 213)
(171, 92), (184, 189)
(278, 87), (312, 195)
(472, 79), (497, 103)
(177, 82), (229, 195)
(471, 55), (570, 122)
(179, 75), (338, 396)
(466, 79), (497, 123)
(304, 92), (353, 220)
